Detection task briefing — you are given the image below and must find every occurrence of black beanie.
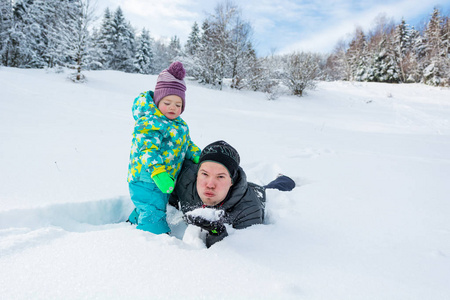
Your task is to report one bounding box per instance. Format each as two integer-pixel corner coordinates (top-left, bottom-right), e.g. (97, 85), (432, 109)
(198, 141), (240, 181)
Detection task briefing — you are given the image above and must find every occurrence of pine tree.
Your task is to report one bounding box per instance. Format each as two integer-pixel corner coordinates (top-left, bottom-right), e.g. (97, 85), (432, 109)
(182, 22), (200, 77)
(168, 35), (182, 62)
(442, 16), (450, 85)
(10, 0), (47, 68)
(185, 22), (200, 56)
(134, 28), (154, 74)
(152, 39), (171, 74)
(194, 19), (223, 87)
(408, 26), (426, 82)
(63, 0), (96, 81)
(42, 0), (70, 68)
(190, 0), (257, 90)
(369, 37), (400, 83)
(422, 8), (446, 85)
(0, 0), (13, 66)
(393, 19), (413, 82)
(95, 8), (115, 69)
(346, 27), (367, 81)
(109, 7), (135, 72)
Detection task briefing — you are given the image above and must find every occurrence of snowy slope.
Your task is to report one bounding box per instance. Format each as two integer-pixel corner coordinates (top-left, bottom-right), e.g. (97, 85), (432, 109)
(1, 67), (450, 300)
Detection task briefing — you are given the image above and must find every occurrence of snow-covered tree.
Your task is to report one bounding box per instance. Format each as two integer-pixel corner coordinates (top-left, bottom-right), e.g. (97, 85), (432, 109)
(152, 39), (171, 74)
(8, 0), (46, 68)
(228, 11), (255, 89)
(185, 21), (200, 56)
(188, 0), (257, 90)
(193, 19), (224, 87)
(346, 27), (367, 81)
(63, 0), (97, 81)
(167, 35), (182, 62)
(359, 14), (400, 82)
(326, 10), (450, 85)
(256, 53), (283, 100)
(422, 8), (447, 86)
(393, 19), (413, 82)
(2, 0), (87, 69)
(0, 0), (13, 66)
(109, 7), (135, 72)
(281, 52), (319, 97)
(405, 26), (426, 83)
(326, 39), (351, 81)
(134, 28), (154, 74)
(442, 16), (450, 85)
(366, 38), (400, 83)
(95, 7), (114, 69)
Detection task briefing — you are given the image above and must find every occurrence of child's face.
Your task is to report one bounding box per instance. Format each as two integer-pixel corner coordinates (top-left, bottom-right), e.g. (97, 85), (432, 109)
(158, 95), (183, 120)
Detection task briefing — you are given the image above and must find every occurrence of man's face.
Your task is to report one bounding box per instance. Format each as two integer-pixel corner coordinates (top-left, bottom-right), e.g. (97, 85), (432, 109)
(196, 161), (233, 206)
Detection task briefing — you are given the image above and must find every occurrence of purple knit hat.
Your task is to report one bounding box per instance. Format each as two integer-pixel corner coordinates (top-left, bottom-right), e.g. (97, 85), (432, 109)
(154, 61), (187, 113)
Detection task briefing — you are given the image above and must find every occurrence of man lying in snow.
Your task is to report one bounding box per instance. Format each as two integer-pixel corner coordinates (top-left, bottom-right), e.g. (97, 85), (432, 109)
(129, 140), (295, 247)
(171, 140), (295, 247)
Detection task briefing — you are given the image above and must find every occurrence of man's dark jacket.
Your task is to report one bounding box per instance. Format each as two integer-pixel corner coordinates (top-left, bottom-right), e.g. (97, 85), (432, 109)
(169, 160), (266, 246)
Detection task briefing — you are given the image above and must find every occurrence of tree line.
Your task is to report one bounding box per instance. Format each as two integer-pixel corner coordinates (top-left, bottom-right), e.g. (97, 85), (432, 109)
(1, 0), (449, 99)
(325, 10), (450, 87)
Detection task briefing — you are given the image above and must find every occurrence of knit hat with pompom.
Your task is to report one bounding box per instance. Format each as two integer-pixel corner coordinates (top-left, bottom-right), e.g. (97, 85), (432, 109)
(153, 61), (187, 113)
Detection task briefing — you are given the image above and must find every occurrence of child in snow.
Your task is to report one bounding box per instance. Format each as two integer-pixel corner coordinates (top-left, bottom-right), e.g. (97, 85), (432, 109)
(127, 61), (201, 234)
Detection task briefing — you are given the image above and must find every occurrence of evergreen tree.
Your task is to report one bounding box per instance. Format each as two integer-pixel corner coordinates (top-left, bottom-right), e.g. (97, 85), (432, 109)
(368, 37), (400, 83)
(422, 8), (447, 86)
(43, 0), (71, 68)
(3, 0), (85, 69)
(152, 39), (171, 74)
(63, 0), (96, 81)
(190, 0), (257, 90)
(393, 19), (413, 82)
(346, 27), (367, 81)
(361, 15), (398, 82)
(408, 26), (426, 82)
(95, 8), (114, 69)
(194, 19), (223, 87)
(134, 28), (154, 74)
(168, 35), (182, 62)
(185, 21), (200, 56)
(109, 7), (135, 72)
(0, 0), (13, 66)
(442, 16), (450, 85)
(10, 0), (47, 68)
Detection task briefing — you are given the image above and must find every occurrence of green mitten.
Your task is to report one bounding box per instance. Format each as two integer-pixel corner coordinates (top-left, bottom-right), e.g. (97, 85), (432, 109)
(193, 156), (200, 164)
(152, 172), (175, 194)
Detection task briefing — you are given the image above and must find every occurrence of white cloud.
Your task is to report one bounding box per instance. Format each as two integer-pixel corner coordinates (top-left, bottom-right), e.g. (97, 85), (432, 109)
(278, 0), (450, 54)
(95, 0), (450, 55)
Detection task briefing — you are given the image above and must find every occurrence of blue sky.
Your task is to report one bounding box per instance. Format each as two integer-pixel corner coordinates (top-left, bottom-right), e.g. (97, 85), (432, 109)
(96, 0), (450, 56)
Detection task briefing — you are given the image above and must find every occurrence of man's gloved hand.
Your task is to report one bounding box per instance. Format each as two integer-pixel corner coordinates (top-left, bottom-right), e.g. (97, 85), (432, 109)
(184, 214), (226, 236)
(152, 172), (175, 193)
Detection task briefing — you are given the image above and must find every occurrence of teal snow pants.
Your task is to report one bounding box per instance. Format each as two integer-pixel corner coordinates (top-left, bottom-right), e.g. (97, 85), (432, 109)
(128, 181), (171, 234)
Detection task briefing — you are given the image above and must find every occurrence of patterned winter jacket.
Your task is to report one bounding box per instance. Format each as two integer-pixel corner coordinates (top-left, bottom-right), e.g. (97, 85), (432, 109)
(127, 91), (200, 183)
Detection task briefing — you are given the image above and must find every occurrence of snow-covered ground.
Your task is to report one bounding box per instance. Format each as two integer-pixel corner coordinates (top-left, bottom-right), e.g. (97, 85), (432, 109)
(1, 67), (450, 300)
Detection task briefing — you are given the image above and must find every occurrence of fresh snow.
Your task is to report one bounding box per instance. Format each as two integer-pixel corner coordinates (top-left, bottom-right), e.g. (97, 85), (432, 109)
(1, 67), (450, 300)
(185, 207), (225, 222)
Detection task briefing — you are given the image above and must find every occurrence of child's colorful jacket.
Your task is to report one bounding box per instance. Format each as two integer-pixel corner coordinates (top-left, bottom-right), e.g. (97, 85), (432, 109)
(127, 91), (200, 183)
